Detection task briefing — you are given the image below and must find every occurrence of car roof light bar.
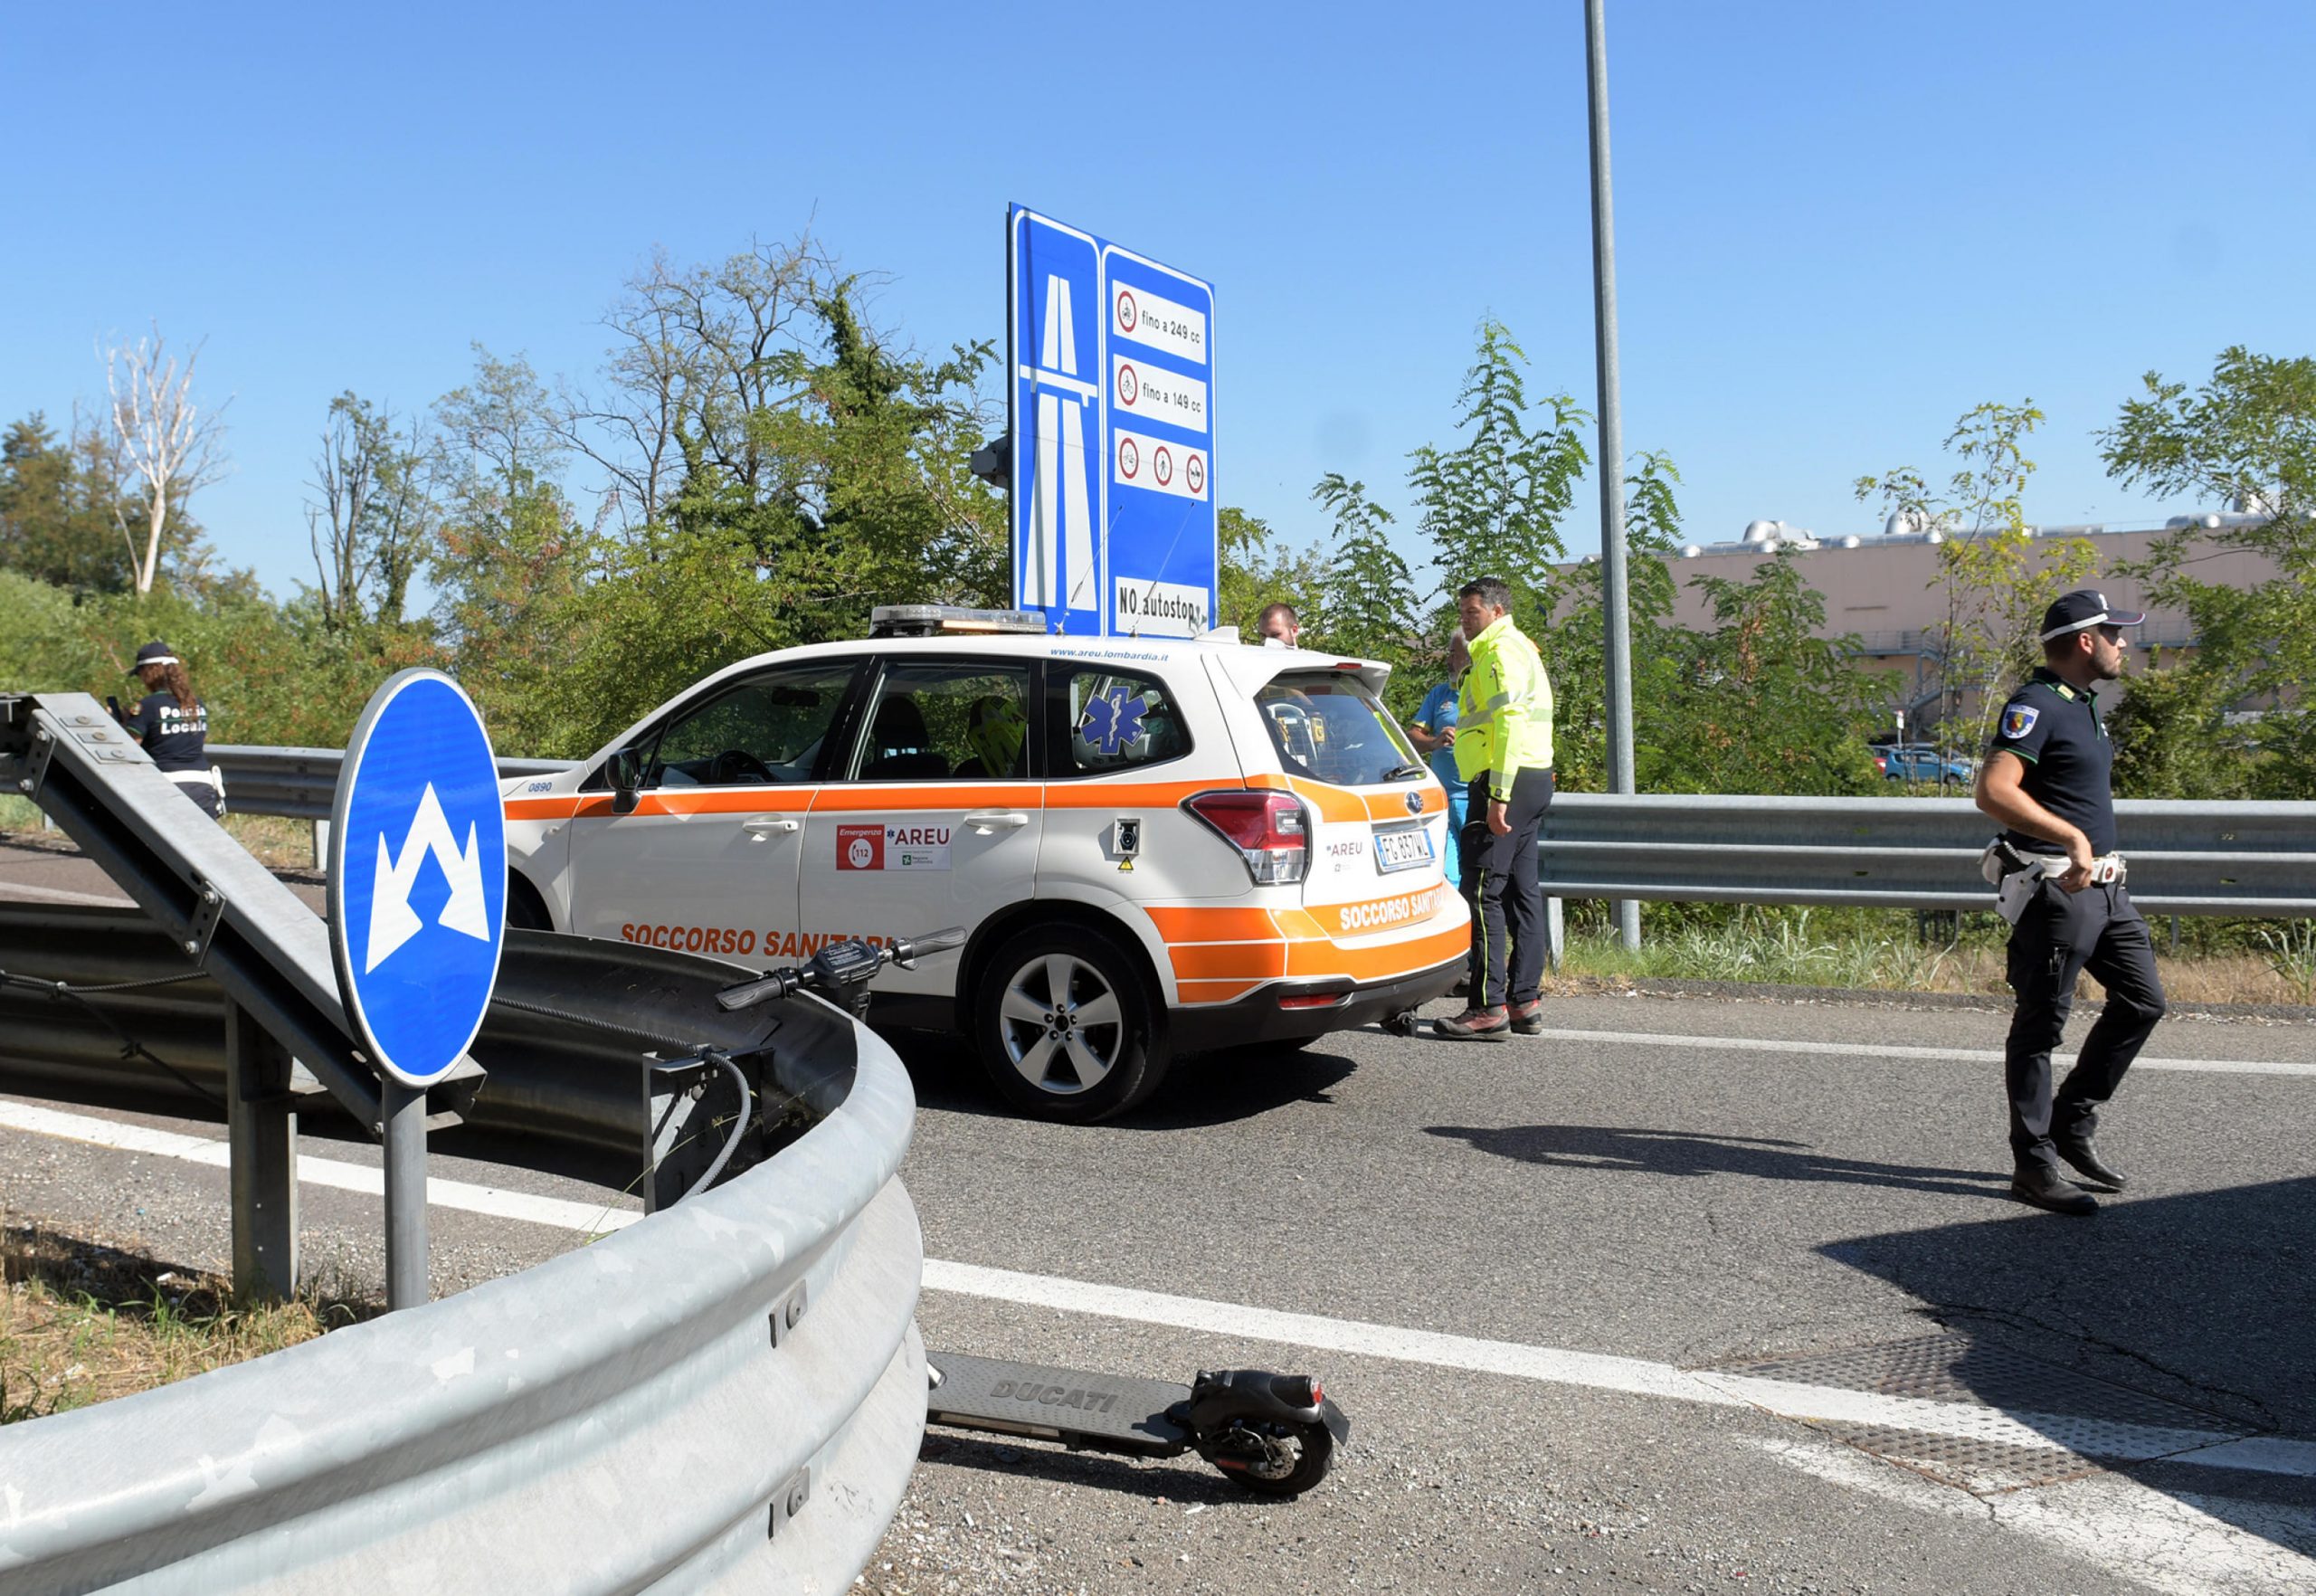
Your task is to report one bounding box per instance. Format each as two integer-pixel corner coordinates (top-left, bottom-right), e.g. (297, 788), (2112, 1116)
(868, 604), (1050, 639)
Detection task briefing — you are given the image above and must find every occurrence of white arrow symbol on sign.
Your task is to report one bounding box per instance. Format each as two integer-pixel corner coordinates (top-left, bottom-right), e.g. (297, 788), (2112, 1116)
(365, 783), (490, 974)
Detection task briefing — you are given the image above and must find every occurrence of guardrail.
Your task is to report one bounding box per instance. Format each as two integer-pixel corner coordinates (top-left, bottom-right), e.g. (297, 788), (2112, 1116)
(209, 744), (576, 822)
(0, 905), (925, 1594)
(0, 695), (924, 1593)
(1542, 793), (2316, 917)
(204, 746), (2316, 919)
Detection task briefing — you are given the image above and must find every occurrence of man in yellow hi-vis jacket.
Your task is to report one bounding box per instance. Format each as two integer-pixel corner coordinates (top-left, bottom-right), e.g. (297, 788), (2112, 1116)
(1436, 576), (1555, 1041)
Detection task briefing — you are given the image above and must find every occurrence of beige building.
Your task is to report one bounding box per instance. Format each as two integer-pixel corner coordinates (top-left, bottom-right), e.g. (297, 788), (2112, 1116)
(1636, 512), (2278, 727)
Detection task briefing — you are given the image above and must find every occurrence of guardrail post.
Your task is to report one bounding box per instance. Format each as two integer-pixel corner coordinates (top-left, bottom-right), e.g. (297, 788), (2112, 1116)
(1545, 896), (1565, 973)
(226, 1002), (300, 1300)
(384, 1079), (430, 1309)
(310, 816), (330, 869)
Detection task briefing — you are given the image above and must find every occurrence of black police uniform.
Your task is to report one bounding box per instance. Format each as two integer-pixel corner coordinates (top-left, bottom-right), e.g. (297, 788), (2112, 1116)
(1987, 667), (2167, 1173)
(122, 692), (221, 818)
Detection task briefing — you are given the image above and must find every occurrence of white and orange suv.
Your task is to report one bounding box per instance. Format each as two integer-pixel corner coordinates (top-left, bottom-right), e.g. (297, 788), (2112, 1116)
(498, 607), (1467, 1119)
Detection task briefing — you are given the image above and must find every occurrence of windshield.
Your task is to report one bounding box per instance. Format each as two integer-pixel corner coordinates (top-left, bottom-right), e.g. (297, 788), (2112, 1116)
(1254, 670), (1420, 788)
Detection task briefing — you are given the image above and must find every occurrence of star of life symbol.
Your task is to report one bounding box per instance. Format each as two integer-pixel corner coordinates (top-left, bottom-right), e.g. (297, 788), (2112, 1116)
(365, 782), (490, 973)
(1078, 689), (1149, 755)
(1025, 272), (1097, 612)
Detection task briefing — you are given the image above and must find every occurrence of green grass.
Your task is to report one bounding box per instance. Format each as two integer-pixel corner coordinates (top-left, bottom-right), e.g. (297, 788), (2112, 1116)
(1558, 905), (1966, 991)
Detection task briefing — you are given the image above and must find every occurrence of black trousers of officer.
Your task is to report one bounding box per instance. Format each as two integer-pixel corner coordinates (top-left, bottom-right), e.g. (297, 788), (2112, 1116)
(2003, 878), (2167, 1170)
(1461, 768), (1553, 1010)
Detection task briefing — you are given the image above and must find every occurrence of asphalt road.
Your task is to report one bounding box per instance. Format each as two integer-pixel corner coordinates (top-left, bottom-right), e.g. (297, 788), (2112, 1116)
(5, 840), (2314, 1593)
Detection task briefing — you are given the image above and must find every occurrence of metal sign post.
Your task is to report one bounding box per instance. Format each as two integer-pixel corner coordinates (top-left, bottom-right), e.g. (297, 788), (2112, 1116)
(1008, 204), (1217, 638)
(327, 670), (508, 1309)
(1584, 0), (1642, 952)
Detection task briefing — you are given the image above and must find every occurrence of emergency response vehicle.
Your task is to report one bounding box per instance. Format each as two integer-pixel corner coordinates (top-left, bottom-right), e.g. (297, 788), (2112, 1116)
(498, 606), (1467, 1119)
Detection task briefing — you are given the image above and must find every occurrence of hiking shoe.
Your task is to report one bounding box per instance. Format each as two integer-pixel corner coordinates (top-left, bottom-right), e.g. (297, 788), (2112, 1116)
(1508, 1000), (1544, 1036)
(1434, 1007), (1511, 1042)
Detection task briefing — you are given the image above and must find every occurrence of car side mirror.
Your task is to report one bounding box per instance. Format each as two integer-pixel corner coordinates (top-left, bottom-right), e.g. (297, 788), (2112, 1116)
(609, 748), (644, 816)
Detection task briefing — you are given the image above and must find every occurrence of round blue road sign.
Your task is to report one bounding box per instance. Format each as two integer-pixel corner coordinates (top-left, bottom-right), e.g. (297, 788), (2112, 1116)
(327, 670), (508, 1088)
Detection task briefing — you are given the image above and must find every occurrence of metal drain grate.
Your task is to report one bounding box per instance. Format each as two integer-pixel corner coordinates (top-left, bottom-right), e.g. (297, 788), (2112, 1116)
(1719, 1334), (2253, 1494)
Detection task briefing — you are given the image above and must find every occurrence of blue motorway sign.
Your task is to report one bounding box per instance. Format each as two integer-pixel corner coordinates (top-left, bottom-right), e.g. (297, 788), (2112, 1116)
(1009, 204), (1215, 638)
(326, 670), (508, 1088)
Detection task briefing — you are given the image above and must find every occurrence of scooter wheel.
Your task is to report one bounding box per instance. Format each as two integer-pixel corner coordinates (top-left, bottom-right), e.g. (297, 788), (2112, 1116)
(1205, 1420), (1336, 1497)
(1382, 1009), (1420, 1039)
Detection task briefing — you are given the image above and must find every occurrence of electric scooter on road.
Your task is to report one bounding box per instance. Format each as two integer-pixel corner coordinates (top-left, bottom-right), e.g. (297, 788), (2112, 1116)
(716, 931), (1353, 1497)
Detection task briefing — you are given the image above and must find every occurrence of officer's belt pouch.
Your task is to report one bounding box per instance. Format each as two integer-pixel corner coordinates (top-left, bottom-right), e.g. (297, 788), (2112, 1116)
(1996, 868), (2042, 926)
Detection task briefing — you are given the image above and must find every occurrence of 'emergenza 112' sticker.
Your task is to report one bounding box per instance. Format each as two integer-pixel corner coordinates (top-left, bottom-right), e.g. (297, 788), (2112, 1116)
(837, 822), (953, 871)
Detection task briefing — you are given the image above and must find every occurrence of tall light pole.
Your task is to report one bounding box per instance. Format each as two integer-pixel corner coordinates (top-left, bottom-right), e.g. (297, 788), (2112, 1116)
(1584, 0), (1641, 951)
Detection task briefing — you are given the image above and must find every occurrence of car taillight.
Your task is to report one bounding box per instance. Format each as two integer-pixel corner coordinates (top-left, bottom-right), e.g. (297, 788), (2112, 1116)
(1182, 791), (1308, 885)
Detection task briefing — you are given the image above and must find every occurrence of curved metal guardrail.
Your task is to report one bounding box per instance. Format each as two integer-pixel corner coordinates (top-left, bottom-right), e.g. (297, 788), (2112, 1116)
(0, 907), (925, 1593)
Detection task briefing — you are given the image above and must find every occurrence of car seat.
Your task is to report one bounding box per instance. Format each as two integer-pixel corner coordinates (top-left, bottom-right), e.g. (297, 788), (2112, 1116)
(859, 694), (949, 779)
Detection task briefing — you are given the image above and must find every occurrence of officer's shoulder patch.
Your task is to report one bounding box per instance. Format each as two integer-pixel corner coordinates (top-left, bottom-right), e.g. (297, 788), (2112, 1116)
(2000, 705), (2039, 740)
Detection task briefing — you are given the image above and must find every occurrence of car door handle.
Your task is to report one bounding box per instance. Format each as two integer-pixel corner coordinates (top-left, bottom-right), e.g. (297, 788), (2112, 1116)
(743, 815), (801, 839)
(963, 811), (1030, 831)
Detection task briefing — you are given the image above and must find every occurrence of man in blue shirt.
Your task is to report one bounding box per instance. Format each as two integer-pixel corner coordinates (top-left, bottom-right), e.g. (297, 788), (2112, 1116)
(1405, 628), (1470, 884)
(1974, 590), (2168, 1216)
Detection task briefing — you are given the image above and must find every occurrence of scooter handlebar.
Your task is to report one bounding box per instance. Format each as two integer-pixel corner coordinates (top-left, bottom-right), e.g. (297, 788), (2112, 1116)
(715, 926), (966, 1011)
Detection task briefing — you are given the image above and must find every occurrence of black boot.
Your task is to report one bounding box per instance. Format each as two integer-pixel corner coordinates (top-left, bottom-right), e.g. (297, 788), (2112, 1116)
(2055, 1137), (2127, 1191)
(2011, 1164), (2099, 1216)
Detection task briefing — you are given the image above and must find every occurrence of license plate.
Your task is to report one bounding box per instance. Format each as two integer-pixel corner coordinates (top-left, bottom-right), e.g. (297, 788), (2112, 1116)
(1372, 822), (1434, 874)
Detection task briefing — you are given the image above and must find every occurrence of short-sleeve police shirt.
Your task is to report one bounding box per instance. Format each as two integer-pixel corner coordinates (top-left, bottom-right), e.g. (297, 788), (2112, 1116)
(1987, 668), (2115, 857)
(123, 693), (210, 774)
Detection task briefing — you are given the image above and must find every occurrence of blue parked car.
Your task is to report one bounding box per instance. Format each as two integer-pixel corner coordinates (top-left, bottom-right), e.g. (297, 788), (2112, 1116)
(1879, 744), (1973, 784)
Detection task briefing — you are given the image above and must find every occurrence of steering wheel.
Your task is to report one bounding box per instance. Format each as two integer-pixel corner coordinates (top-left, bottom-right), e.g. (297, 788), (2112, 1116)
(707, 748), (777, 785)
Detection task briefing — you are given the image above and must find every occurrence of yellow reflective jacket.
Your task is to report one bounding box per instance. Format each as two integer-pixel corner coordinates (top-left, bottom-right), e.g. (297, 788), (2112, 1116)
(1454, 614), (1553, 791)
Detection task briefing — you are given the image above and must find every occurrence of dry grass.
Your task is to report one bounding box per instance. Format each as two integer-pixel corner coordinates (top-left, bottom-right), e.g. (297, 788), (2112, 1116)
(1, 1225), (375, 1424)
(0, 795), (317, 869)
(1552, 907), (2316, 1008)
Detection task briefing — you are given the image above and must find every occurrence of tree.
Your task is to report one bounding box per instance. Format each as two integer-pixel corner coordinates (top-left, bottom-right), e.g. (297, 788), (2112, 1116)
(2102, 347), (2316, 798)
(0, 412), (132, 592)
(1311, 474), (1418, 674)
(1548, 451), (1686, 792)
(1409, 319), (1590, 622)
(101, 324), (230, 594)
(304, 393), (440, 630)
(1856, 401), (2095, 763)
(1658, 555), (1884, 795)
(1217, 505), (1328, 641)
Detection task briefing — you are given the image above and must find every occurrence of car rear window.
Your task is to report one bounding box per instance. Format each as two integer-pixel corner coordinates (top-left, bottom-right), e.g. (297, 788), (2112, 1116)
(1051, 668), (1192, 775)
(1254, 670), (1421, 788)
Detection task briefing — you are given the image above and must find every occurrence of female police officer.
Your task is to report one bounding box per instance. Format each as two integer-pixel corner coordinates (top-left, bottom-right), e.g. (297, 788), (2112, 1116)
(1973, 591), (2168, 1216)
(114, 639), (223, 819)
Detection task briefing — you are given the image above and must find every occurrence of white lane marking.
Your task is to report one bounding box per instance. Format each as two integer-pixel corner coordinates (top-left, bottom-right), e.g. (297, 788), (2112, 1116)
(1748, 1435), (2316, 1596)
(6, 1100), (2311, 1484)
(0, 1100), (641, 1235)
(924, 1257), (1731, 1407)
(1524, 1027), (2316, 1079)
(0, 881), (131, 907)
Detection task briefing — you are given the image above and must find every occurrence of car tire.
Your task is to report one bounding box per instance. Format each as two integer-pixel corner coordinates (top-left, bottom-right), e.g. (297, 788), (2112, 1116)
(974, 926), (1167, 1122)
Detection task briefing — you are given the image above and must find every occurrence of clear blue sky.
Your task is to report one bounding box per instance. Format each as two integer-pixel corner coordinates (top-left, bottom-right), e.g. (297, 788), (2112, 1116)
(5, 1), (2311, 604)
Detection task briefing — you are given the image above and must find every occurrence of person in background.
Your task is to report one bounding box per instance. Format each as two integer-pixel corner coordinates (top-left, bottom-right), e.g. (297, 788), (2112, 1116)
(1257, 603), (1301, 648)
(113, 640), (223, 819)
(1406, 628), (1472, 885)
(1435, 578), (1553, 1042)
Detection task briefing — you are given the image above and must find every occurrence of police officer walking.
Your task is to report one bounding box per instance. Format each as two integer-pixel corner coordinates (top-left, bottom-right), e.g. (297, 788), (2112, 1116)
(114, 640), (223, 819)
(1435, 578), (1553, 1042)
(1974, 590), (2168, 1216)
